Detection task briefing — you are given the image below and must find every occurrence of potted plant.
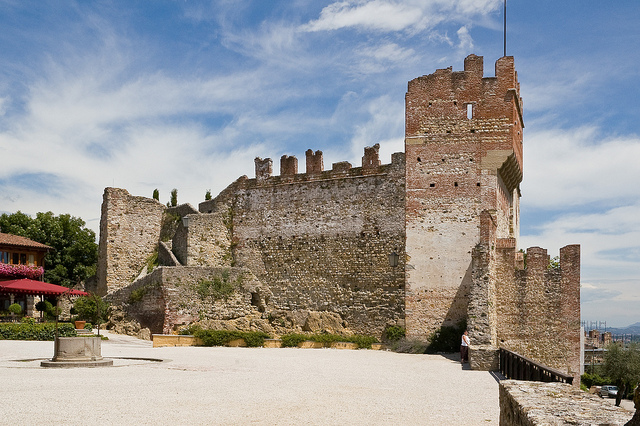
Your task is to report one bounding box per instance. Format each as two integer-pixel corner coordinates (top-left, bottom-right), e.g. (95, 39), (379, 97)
(8, 303), (22, 322)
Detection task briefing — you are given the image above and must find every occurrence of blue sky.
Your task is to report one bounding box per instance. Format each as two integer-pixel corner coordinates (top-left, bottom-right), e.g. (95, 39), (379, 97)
(1, 1), (639, 327)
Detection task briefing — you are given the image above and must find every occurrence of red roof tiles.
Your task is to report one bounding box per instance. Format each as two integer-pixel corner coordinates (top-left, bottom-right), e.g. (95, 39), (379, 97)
(0, 232), (52, 251)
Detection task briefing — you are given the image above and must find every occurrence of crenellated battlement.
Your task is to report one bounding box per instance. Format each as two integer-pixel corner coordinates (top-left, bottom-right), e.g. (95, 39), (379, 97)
(248, 144), (403, 186)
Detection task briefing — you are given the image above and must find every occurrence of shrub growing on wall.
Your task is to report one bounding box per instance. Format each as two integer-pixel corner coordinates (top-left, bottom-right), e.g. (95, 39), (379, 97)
(384, 325), (406, 342)
(425, 320), (467, 353)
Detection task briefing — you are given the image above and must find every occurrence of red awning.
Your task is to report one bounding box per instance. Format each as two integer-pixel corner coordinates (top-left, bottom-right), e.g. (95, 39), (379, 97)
(0, 278), (88, 297)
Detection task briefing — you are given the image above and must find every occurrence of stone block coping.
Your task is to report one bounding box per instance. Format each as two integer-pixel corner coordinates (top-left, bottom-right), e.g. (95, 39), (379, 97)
(152, 334), (387, 350)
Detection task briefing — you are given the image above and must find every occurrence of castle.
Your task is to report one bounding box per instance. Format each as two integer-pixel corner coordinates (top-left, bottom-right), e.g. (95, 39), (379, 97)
(97, 55), (580, 380)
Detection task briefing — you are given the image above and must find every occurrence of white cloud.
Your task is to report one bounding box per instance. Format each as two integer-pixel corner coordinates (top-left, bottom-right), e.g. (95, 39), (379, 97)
(456, 26), (473, 51)
(301, 1), (424, 32)
(347, 95), (405, 163)
(354, 42), (416, 74)
(521, 126), (640, 209)
(301, 0), (502, 33)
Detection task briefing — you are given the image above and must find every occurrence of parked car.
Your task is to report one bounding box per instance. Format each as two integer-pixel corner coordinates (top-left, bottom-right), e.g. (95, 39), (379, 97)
(600, 385), (618, 398)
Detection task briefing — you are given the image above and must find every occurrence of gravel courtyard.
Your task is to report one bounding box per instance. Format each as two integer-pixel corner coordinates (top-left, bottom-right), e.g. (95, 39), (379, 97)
(0, 331), (499, 425)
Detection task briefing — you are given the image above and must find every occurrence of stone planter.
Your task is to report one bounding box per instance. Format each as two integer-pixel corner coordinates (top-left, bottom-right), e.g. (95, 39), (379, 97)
(41, 336), (113, 368)
(298, 341), (325, 349)
(263, 339), (282, 348)
(152, 334), (203, 347)
(330, 341), (358, 350)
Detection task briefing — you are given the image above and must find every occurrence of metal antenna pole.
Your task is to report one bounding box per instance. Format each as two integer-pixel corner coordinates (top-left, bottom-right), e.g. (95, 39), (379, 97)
(503, 0), (507, 57)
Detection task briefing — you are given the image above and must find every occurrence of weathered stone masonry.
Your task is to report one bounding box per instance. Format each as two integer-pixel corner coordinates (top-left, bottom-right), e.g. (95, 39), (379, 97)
(97, 55), (580, 381)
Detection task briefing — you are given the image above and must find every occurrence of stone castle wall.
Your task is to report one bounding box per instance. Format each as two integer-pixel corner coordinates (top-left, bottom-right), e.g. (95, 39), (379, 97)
(97, 188), (166, 295)
(106, 266), (268, 334)
(212, 148), (407, 335)
(98, 55), (581, 377)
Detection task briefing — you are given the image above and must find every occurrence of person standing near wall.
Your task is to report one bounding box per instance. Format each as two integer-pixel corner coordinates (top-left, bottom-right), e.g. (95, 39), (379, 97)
(461, 330), (470, 364)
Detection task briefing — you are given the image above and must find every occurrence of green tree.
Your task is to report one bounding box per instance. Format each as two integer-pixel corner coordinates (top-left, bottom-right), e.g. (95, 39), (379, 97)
(603, 343), (640, 406)
(170, 188), (178, 207)
(73, 295), (109, 325)
(152, 189), (159, 201)
(205, 189), (212, 201)
(0, 211), (98, 287)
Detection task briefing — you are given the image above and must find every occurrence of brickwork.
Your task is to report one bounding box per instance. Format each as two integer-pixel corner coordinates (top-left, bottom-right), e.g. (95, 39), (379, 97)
(305, 149), (323, 174)
(405, 55), (523, 339)
(280, 155), (298, 176)
(362, 143), (381, 174)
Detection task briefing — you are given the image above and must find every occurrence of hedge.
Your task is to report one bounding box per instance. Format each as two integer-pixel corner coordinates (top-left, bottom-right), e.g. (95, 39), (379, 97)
(280, 333), (379, 349)
(0, 323), (77, 340)
(182, 327), (270, 348)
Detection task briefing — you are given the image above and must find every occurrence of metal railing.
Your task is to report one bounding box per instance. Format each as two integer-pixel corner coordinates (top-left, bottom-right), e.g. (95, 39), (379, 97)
(499, 348), (574, 385)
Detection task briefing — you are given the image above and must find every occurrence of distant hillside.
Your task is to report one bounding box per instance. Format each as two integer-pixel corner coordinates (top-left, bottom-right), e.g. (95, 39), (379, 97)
(606, 322), (640, 335)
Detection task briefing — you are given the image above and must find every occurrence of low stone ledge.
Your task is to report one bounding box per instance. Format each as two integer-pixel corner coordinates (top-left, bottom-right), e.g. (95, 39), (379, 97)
(152, 334), (203, 347)
(151, 335), (382, 351)
(298, 340), (325, 349)
(469, 344), (498, 371)
(263, 339), (282, 348)
(330, 341), (358, 350)
(226, 338), (247, 347)
(500, 380), (633, 425)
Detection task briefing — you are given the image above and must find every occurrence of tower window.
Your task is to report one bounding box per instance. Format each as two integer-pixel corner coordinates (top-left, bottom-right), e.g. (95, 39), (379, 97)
(430, 183), (435, 188)
(466, 103), (473, 119)
(454, 182), (458, 187)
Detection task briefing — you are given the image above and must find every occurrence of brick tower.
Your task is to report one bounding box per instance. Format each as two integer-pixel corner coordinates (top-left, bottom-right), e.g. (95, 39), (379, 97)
(404, 55), (524, 339)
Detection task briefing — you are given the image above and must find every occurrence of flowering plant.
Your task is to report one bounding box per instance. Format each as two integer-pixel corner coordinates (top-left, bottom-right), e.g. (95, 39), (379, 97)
(0, 263), (44, 279)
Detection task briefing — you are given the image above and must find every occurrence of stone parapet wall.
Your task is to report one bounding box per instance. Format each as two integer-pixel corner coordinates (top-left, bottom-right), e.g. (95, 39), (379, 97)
(499, 381), (632, 425)
(494, 242), (581, 382)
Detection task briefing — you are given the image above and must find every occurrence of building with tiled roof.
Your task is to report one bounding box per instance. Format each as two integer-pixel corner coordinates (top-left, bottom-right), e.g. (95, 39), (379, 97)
(0, 232), (51, 281)
(0, 232), (53, 318)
